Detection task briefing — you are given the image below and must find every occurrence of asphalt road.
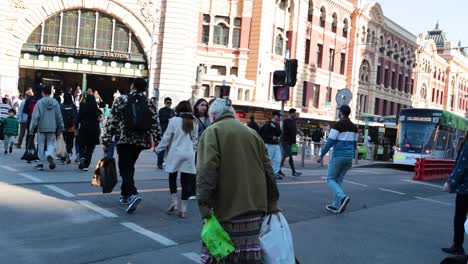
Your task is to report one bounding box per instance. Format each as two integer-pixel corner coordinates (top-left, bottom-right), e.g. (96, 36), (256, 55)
(0, 145), (456, 264)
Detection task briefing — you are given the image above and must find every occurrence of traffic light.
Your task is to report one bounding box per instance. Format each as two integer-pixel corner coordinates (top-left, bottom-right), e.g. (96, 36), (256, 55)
(273, 70), (287, 85)
(285, 59), (298, 87)
(273, 85), (290, 101)
(219, 85), (231, 98)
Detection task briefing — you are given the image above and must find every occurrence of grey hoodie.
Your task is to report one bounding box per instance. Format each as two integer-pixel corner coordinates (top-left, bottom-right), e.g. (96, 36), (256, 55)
(30, 97), (64, 133)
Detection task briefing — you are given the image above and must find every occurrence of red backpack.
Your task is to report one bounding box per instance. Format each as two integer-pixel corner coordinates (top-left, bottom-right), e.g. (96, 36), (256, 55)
(28, 97), (39, 117)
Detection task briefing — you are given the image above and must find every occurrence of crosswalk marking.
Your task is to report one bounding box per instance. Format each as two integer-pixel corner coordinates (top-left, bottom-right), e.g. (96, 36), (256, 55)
(121, 222), (178, 246)
(181, 252), (201, 263)
(0, 165), (18, 172)
(77, 200), (118, 218)
(44, 185), (76, 198)
(18, 173), (42, 183)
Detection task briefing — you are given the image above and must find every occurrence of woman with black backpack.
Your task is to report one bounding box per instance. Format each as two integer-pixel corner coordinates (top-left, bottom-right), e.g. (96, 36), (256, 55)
(60, 93), (78, 164)
(77, 95), (102, 171)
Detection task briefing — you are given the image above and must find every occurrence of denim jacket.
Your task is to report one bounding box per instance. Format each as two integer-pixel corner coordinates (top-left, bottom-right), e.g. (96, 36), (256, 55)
(447, 143), (468, 194)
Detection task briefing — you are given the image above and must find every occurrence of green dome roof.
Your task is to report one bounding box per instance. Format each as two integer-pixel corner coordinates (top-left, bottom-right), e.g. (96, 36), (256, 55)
(426, 22), (448, 47)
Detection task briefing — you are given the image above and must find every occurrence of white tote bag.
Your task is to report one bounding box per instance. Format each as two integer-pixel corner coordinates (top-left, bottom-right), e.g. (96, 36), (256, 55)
(259, 212), (295, 264)
(54, 134), (68, 159)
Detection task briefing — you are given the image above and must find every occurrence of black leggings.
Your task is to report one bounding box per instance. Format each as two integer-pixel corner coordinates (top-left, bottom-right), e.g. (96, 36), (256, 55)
(169, 172), (193, 200)
(453, 193), (468, 246)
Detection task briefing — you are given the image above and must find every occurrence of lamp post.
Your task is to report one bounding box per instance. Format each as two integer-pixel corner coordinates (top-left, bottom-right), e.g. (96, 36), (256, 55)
(145, 2), (161, 109)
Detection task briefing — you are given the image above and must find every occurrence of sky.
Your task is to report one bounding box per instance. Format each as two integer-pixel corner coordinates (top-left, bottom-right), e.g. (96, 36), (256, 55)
(369, 0), (468, 47)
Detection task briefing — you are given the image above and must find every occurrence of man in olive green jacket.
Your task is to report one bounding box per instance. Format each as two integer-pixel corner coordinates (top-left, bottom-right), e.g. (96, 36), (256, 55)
(196, 99), (279, 222)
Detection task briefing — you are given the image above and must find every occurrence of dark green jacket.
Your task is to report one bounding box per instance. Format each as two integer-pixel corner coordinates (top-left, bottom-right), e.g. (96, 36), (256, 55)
(0, 116), (19, 136)
(196, 112), (279, 222)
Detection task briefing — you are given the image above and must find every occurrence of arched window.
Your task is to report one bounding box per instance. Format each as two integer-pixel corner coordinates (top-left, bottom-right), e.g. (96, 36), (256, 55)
(366, 28), (371, 43)
(393, 43), (399, 60)
(379, 36), (385, 52)
(400, 47), (406, 63)
(331, 13), (338, 33)
(386, 40), (392, 56)
(361, 27), (366, 43)
(320, 7), (326, 28)
(420, 83), (427, 98)
(27, 9), (142, 54)
(214, 22), (229, 46)
(275, 34), (284, 56)
(237, 88), (243, 100)
(371, 31), (376, 45)
(307, 1), (313, 22)
(359, 60), (371, 83)
(245, 90), (250, 101)
(406, 50), (412, 65)
(343, 19), (348, 38)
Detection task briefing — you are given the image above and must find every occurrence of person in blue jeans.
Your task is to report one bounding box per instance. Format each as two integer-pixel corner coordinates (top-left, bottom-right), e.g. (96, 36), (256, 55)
(317, 105), (358, 214)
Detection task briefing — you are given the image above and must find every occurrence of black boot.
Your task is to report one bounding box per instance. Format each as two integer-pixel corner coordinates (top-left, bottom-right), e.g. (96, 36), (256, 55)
(442, 244), (466, 255)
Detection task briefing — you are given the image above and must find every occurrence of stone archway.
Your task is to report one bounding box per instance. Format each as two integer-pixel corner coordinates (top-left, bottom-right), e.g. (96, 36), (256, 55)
(0, 0), (152, 95)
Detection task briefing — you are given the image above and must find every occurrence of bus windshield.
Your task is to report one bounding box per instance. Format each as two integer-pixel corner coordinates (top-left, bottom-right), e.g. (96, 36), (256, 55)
(397, 122), (437, 153)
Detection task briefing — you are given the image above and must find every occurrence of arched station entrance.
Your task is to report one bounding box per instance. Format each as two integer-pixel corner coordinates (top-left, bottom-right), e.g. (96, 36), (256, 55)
(19, 9), (148, 105)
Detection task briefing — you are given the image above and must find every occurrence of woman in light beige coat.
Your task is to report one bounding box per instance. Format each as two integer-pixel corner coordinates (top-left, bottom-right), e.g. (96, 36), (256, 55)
(155, 100), (198, 218)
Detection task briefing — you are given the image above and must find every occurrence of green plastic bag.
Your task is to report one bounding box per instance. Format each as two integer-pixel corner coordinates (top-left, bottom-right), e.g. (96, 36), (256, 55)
(291, 144), (298, 156)
(201, 214), (235, 261)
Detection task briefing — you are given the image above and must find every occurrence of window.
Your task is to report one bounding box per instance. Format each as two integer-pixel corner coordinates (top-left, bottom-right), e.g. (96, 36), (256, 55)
(320, 7), (326, 28)
(382, 100), (388, 115)
(366, 28), (371, 44)
(391, 70), (396, 89)
(361, 27), (366, 43)
(384, 68), (389, 87)
(307, 1), (313, 22)
(62, 11), (78, 47)
(275, 34), (284, 56)
(440, 91), (444, 104)
(304, 39), (310, 64)
(211, 65), (226, 76)
(313, 84), (320, 108)
(316, 44), (323, 67)
(340, 53), (346, 75)
(79, 11), (96, 48)
(397, 103), (401, 116)
(376, 65), (382, 85)
(202, 14), (210, 44)
(230, 67), (238, 76)
(232, 18), (241, 48)
(432, 88), (435, 102)
(403, 76), (408, 93)
(410, 78), (414, 94)
(278, 0), (286, 10)
(96, 14), (112, 50)
(43, 14), (60, 45)
(213, 22), (229, 46)
(331, 13), (337, 33)
(114, 21), (130, 52)
(130, 34), (143, 54)
(27, 24), (42, 44)
(398, 73), (403, 91)
(237, 88), (243, 100)
(302, 81), (308, 107)
(450, 95), (454, 108)
(359, 60), (370, 83)
(245, 90), (250, 101)
(202, 84), (210, 97)
(343, 19), (348, 38)
(390, 101), (394, 115)
(329, 48), (335, 71)
(326, 86), (332, 102)
(374, 98), (380, 115)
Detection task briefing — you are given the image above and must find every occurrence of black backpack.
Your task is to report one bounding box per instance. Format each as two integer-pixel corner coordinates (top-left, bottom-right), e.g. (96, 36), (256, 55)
(123, 94), (154, 132)
(62, 106), (75, 129)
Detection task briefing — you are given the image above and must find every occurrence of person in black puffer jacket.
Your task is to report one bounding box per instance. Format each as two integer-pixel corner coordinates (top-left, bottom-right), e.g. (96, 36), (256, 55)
(259, 111), (282, 179)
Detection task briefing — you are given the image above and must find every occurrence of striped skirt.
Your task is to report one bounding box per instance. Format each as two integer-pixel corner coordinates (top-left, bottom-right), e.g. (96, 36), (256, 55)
(201, 213), (264, 264)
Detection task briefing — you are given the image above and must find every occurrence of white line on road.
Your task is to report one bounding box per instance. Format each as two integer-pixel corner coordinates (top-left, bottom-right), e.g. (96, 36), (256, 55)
(181, 252), (201, 263)
(414, 196), (452, 206)
(402, 179), (443, 188)
(77, 200), (118, 218)
(18, 173), (42, 183)
(121, 222), (178, 246)
(0, 165), (18, 172)
(378, 188), (405, 195)
(44, 185), (76, 198)
(344, 180), (368, 187)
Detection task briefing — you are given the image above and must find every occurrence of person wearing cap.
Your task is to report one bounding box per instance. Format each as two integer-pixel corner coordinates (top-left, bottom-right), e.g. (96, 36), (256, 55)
(317, 104), (358, 214)
(279, 108), (302, 177)
(259, 111), (283, 179)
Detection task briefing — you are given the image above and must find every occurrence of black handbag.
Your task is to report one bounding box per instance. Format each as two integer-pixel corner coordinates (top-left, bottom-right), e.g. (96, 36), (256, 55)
(91, 157), (117, 193)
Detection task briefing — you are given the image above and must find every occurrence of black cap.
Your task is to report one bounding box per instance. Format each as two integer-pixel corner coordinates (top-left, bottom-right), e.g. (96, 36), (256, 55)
(288, 108), (296, 114)
(339, 104), (351, 117)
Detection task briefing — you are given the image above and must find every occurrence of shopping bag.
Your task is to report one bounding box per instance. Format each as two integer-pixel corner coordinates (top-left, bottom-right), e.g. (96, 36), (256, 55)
(259, 212), (295, 264)
(291, 144), (298, 156)
(201, 214), (235, 261)
(91, 157), (117, 193)
(21, 134), (38, 162)
(54, 135), (67, 159)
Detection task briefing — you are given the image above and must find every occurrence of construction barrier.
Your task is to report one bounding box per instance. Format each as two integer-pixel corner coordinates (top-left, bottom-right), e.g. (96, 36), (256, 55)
(413, 158), (455, 181)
